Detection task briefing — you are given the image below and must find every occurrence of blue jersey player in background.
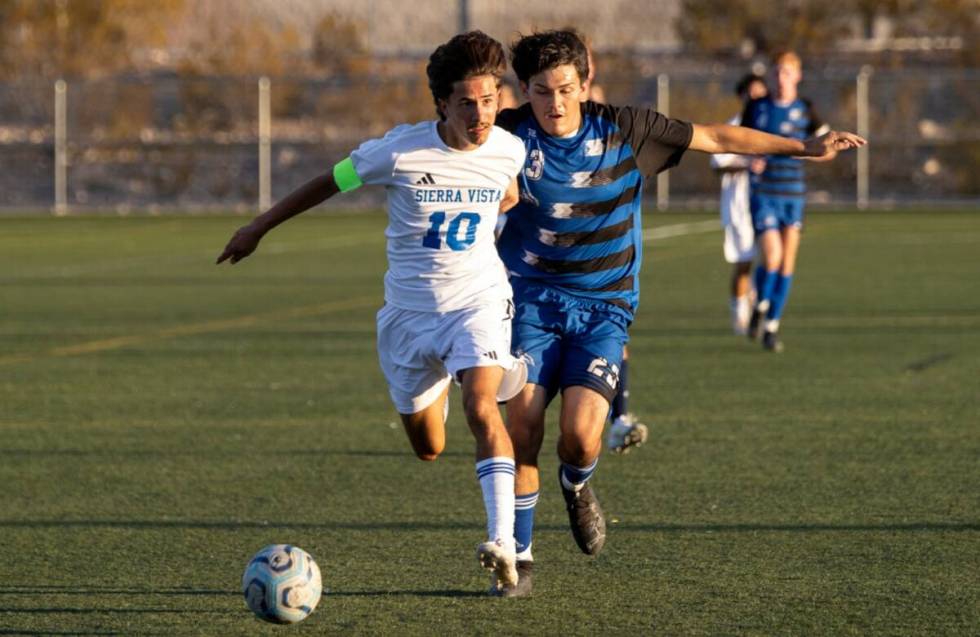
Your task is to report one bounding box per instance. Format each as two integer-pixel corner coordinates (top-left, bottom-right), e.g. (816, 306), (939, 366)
(742, 50), (832, 352)
(493, 30), (865, 597)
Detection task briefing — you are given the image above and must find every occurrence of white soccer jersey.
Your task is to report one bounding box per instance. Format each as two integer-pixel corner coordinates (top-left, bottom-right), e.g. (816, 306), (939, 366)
(710, 113), (756, 263)
(350, 122), (525, 312)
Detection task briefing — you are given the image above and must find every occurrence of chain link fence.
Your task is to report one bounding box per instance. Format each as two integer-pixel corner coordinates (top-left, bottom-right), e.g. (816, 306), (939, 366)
(1, 67), (977, 213)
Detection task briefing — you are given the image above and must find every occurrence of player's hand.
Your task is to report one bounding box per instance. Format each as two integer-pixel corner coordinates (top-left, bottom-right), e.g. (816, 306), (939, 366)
(801, 130), (867, 158)
(216, 223), (264, 264)
(750, 157), (767, 174)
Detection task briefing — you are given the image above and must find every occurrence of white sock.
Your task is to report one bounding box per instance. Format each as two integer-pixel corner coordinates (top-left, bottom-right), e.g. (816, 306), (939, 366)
(475, 457), (516, 548)
(764, 318), (780, 333)
(735, 295), (750, 317)
(757, 299), (771, 314)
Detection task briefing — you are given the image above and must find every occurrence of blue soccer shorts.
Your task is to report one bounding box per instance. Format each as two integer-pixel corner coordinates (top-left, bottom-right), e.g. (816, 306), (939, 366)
(751, 194), (805, 234)
(510, 282), (630, 405)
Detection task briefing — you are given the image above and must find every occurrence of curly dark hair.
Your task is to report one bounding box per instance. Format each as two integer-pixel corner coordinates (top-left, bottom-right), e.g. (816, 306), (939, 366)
(426, 31), (507, 120)
(510, 30), (590, 85)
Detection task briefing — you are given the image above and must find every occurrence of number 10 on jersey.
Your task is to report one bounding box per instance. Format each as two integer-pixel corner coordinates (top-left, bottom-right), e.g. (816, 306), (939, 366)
(422, 211), (480, 251)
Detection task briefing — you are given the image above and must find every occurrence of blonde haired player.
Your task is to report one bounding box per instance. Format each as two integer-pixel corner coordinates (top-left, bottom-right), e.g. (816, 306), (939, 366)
(218, 31), (528, 596)
(741, 51), (833, 352)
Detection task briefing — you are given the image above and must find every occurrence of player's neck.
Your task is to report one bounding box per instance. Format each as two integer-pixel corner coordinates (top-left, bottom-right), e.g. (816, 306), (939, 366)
(775, 87), (798, 105)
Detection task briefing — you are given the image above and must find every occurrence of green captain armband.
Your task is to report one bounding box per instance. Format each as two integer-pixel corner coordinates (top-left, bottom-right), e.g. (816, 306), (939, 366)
(333, 157), (363, 193)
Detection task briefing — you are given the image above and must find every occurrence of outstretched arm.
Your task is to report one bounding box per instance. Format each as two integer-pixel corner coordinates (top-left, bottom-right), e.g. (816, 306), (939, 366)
(216, 172), (340, 264)
(689, 124), (865, 160)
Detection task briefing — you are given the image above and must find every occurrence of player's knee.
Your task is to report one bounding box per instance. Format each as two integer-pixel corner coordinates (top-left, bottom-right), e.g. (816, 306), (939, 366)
(558, 424), (603, 464)
(412, 441), (443, 462)
(462, 393), (499, 428)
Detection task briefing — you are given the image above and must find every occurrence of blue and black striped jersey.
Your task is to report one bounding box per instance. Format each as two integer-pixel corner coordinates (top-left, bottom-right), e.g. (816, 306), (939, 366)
(495, 102), (692, 315)
(741, 96), (825, 198)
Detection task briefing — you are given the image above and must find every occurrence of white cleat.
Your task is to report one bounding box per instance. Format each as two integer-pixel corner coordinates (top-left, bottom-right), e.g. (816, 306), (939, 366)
(477, 540), (518, 593)
(606, 413), (649, 454)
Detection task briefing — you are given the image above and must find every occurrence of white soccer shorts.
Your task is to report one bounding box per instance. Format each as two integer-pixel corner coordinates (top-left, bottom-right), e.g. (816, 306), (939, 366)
(376, 299), (526, 415)
(723, 202), (757, 264)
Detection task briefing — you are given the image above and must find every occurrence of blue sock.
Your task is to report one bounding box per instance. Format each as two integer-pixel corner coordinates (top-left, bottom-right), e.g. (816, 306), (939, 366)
(560, 459), (598, 491)
(514, 491), (538, 560)
(767, 273), (794, 321)
(610, 359), (629, 421)
(758, 269), (780, 307)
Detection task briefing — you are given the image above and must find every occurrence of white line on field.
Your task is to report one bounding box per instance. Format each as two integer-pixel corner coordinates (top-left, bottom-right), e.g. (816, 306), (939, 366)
(642, 219), (719, 242)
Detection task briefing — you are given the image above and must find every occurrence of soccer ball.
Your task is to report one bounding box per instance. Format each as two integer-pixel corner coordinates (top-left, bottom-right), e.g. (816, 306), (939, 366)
(242, 544), (323, 624)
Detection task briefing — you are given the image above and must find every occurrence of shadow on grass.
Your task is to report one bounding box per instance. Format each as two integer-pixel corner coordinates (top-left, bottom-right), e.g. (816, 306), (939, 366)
(0, 586), (237, 597)
(0, 519), (976, 533)
(327, 589), (485, 598)
(0, 448), (471, 459)
(0, 631), (124, 636)
(0, 608), (220, 614)
(0, 584), (482, 601)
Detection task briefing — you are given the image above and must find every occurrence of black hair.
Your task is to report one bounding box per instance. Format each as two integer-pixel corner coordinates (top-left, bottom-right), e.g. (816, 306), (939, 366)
(509, 30), (590, 85)
(735, 73), (766, 98)
(426, 31), (507, 120)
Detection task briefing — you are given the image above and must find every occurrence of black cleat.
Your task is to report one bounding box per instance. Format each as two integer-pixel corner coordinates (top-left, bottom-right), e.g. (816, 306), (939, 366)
(559, 468), (606, 556)
(747, 307), (763, 341)
(762, 330), (784, 353)
(491, 560), (533, 598)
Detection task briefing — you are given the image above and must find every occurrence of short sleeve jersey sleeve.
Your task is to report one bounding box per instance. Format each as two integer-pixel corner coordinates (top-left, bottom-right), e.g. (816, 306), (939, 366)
(603, 103), (693, 180)
(349, 124), (414, 186)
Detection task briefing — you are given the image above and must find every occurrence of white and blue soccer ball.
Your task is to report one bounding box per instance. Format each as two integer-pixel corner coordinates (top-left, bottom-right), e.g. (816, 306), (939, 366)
(242, 544), (323, 624)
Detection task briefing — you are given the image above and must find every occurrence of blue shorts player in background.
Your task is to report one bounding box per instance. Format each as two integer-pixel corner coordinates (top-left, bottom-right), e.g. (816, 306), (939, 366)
(494, 29), (865, 596)
(217, 31), (530, 596)
(742, 51), (832, 352)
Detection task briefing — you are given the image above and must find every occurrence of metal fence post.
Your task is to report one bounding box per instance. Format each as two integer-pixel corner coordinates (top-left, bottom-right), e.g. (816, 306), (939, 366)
(258, 76), (271, 212)
(54, 79), (67, 215)
(656, 73), (669, 211)
(856, 65), (872, 209)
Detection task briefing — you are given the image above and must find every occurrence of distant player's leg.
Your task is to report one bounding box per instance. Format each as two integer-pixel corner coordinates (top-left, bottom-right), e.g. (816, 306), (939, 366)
(748, 196), (782, 340)
(606, 346), (648, 454)
(763, 220), (801, 353)
(750, 228), (783, 341)
(726, 201), (757, 336)
(730, 260), (754, 335)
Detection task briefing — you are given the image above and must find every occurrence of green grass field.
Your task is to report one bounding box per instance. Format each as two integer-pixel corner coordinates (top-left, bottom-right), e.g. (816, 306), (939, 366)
(1, 210), (978, 635)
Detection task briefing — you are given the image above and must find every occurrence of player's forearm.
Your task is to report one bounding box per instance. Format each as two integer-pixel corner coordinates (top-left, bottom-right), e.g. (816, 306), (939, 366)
(251, 173), (339, 235)
(691, 124), (804, 156)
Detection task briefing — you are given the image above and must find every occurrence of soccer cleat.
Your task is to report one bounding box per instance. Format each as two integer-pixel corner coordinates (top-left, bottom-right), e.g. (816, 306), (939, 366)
(490, 560), (533, 598)
(606, 413), (648, 454)
(477, 540), (518, 593)
(762, 330), (784, 353)
(747, 307), (763, 341)
(559, 469), (606, 556)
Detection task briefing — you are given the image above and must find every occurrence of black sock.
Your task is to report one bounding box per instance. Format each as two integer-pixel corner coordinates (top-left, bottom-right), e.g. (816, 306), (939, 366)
(611, 359), (629, 420)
